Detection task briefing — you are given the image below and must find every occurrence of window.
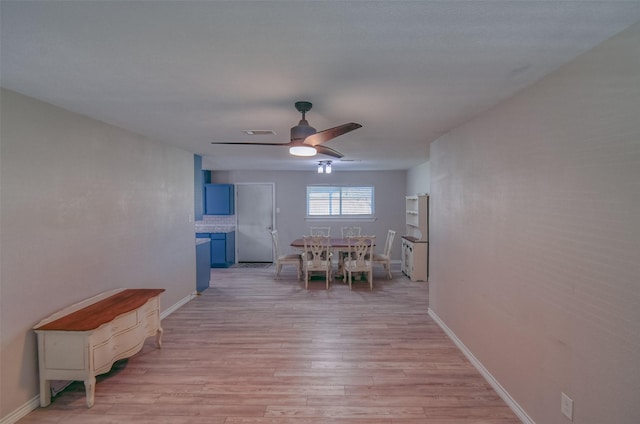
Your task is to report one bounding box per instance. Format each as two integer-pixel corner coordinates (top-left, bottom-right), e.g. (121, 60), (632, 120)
(307, 186), (374, 217)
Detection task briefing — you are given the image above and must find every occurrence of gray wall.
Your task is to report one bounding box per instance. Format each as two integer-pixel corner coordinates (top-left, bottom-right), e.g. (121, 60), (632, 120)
(429, 24), (640, 424)
(211, 170), (407, 260)
(0, 89), (196, 419)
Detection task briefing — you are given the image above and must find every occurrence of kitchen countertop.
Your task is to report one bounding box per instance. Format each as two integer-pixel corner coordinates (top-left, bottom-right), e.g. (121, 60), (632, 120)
(196, 238), (210, 246)
(195, 224), (235, 233)
(402, 235), (428, 243)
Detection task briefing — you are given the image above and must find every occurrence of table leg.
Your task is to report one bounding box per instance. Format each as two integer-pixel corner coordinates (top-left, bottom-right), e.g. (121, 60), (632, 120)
(337, 250), (347, 279)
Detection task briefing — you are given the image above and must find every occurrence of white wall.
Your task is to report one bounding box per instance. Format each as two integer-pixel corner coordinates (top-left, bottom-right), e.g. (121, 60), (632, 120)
(0, 89), (196, 419)
(212, 170), (407, 260)
(429, 23), (640, 424)
(406, 161), (430, 196)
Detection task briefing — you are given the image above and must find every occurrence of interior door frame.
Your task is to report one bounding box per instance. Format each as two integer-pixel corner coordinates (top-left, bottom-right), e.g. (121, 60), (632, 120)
(234, 182), (276, 262)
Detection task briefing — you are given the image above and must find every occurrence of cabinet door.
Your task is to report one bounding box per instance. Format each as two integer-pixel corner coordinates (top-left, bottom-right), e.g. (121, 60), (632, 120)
(205, 184), (234, 215)
(226, 231), (235, 266)
(401, 239), (407, 274)
(402, 239), (414, 278)
(210, 233), (226, 267)
(196, 241), (211, 291)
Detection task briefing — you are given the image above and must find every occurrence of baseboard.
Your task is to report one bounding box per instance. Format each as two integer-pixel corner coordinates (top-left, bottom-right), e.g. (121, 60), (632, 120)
(0, 395), (39, 424)
(427, 308), (535, 424)
(1, 292), (197, 424)
(161, 292), (197, 320)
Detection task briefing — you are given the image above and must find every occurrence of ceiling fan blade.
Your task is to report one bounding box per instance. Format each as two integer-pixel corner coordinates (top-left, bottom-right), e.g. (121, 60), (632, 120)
(304, 122), (362, 146)
(315, 145), (344, 159)
(211, 141), (292, 146)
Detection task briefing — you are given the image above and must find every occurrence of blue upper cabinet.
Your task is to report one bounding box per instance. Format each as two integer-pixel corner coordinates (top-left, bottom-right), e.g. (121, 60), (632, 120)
(205, 184), (234, 215)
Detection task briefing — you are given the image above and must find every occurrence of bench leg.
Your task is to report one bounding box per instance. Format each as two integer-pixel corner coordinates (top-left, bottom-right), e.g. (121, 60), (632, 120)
(39, 379), (51, 407)
(84, 376), (96, 408)
(156, 327), (164, 348)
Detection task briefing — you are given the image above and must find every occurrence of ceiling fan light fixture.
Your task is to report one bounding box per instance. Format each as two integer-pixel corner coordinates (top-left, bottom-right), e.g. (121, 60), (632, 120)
(289, 145), (317, 156)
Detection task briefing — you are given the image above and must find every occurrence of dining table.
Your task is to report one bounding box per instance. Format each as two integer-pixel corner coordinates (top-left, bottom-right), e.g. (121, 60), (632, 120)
(290, 237), (374, 279)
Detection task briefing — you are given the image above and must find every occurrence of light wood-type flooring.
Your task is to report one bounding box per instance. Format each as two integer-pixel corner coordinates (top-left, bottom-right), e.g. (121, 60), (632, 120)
(19, 266), (520, 423)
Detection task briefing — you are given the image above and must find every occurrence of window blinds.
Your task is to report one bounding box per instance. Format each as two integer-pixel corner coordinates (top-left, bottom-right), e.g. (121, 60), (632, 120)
(307, 186), (374, 216)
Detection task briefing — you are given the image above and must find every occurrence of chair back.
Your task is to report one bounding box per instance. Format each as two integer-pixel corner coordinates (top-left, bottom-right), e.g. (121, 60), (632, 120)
(341, 226), (361, 238)
(303, 235), (331, 265)
(270, 230), (281, 257)
(382, 230), (396, 256)
(310, 226), (331, 236)
(346, 236), (375, 266)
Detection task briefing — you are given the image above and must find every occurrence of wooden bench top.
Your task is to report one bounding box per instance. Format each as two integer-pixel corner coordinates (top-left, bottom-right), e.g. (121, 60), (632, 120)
(34, 289), (165, 332)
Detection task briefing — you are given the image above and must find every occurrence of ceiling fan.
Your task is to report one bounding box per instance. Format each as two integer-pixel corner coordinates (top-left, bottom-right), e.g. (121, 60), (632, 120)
(211, 101), (362, 158)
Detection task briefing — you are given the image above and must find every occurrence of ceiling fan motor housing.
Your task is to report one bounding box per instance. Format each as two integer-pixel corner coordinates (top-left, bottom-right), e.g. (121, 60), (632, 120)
(291, 101), (316, 142)
(291, 121), (316, 142)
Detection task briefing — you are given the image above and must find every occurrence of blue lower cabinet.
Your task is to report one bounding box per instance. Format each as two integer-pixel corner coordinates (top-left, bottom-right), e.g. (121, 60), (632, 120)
(225, 231), (235, 267)
(196, 240), (210, 292)
(211, 231), (235, 268)
(197, 231), (235, 268)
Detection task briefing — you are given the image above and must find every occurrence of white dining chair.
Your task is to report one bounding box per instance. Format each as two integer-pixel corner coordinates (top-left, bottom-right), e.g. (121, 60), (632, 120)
(341, 226), (361, 238)
(270, 230), (302, 280)
(338, 226), (362, 274)
(310, 226), (331, 236)
(302, 235), (332, 289)
(372, 229), (395, 279)
(344, 235), (375, 290)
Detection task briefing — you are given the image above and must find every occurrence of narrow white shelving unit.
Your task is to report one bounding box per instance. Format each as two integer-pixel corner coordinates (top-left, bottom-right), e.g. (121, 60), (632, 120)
(401, 194), (429, 281)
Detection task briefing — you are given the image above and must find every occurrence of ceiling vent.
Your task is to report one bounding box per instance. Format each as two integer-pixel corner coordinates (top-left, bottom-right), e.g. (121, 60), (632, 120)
(243, 130), (276, 135)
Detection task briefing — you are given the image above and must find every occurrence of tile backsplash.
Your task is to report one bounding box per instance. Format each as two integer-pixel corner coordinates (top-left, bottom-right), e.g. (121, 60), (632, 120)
(201, 215), (235, 226)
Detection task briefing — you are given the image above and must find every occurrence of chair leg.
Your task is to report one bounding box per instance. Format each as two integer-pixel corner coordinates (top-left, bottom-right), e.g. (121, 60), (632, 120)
(275, 263), (281, 279)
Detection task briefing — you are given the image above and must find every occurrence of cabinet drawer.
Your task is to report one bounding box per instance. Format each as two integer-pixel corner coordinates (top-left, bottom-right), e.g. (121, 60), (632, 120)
(92, 326), (142, 371)
(92, 311), (138, 343)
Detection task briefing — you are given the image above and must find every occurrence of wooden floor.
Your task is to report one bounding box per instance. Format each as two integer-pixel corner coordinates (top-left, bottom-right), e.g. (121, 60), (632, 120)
(19, 266), (520, 424)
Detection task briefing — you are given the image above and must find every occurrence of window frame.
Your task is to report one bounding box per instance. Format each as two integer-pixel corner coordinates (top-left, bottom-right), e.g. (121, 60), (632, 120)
(305, 185), (375, 220)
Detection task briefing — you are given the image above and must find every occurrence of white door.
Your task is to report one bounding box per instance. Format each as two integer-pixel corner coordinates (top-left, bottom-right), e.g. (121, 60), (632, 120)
(236, 183), (274, 262)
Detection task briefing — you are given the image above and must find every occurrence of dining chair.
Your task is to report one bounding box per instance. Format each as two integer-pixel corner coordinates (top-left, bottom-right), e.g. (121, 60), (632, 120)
(372, 229), (396, 279)
(310, 226), (331, 236)
(270, 230), (302, 280)
(344, 235), (375, 290)
(302, 235), (332, 289)
(338, 226), (362, 274)
(340, 226), (361, 237)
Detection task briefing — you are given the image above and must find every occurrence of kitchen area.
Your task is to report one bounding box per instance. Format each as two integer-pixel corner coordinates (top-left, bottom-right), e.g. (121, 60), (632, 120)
(194, 155), (236, 293)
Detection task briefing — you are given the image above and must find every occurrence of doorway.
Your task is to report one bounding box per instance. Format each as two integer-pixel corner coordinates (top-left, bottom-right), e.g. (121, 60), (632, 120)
(236, 183), (275, 262)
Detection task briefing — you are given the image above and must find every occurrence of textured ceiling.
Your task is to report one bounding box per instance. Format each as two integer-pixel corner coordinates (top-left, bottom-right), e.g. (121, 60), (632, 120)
(2, 1), (640, 171)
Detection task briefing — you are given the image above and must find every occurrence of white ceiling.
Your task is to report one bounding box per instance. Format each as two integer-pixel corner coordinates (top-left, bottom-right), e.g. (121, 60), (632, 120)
(2, 1), (640, 171)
